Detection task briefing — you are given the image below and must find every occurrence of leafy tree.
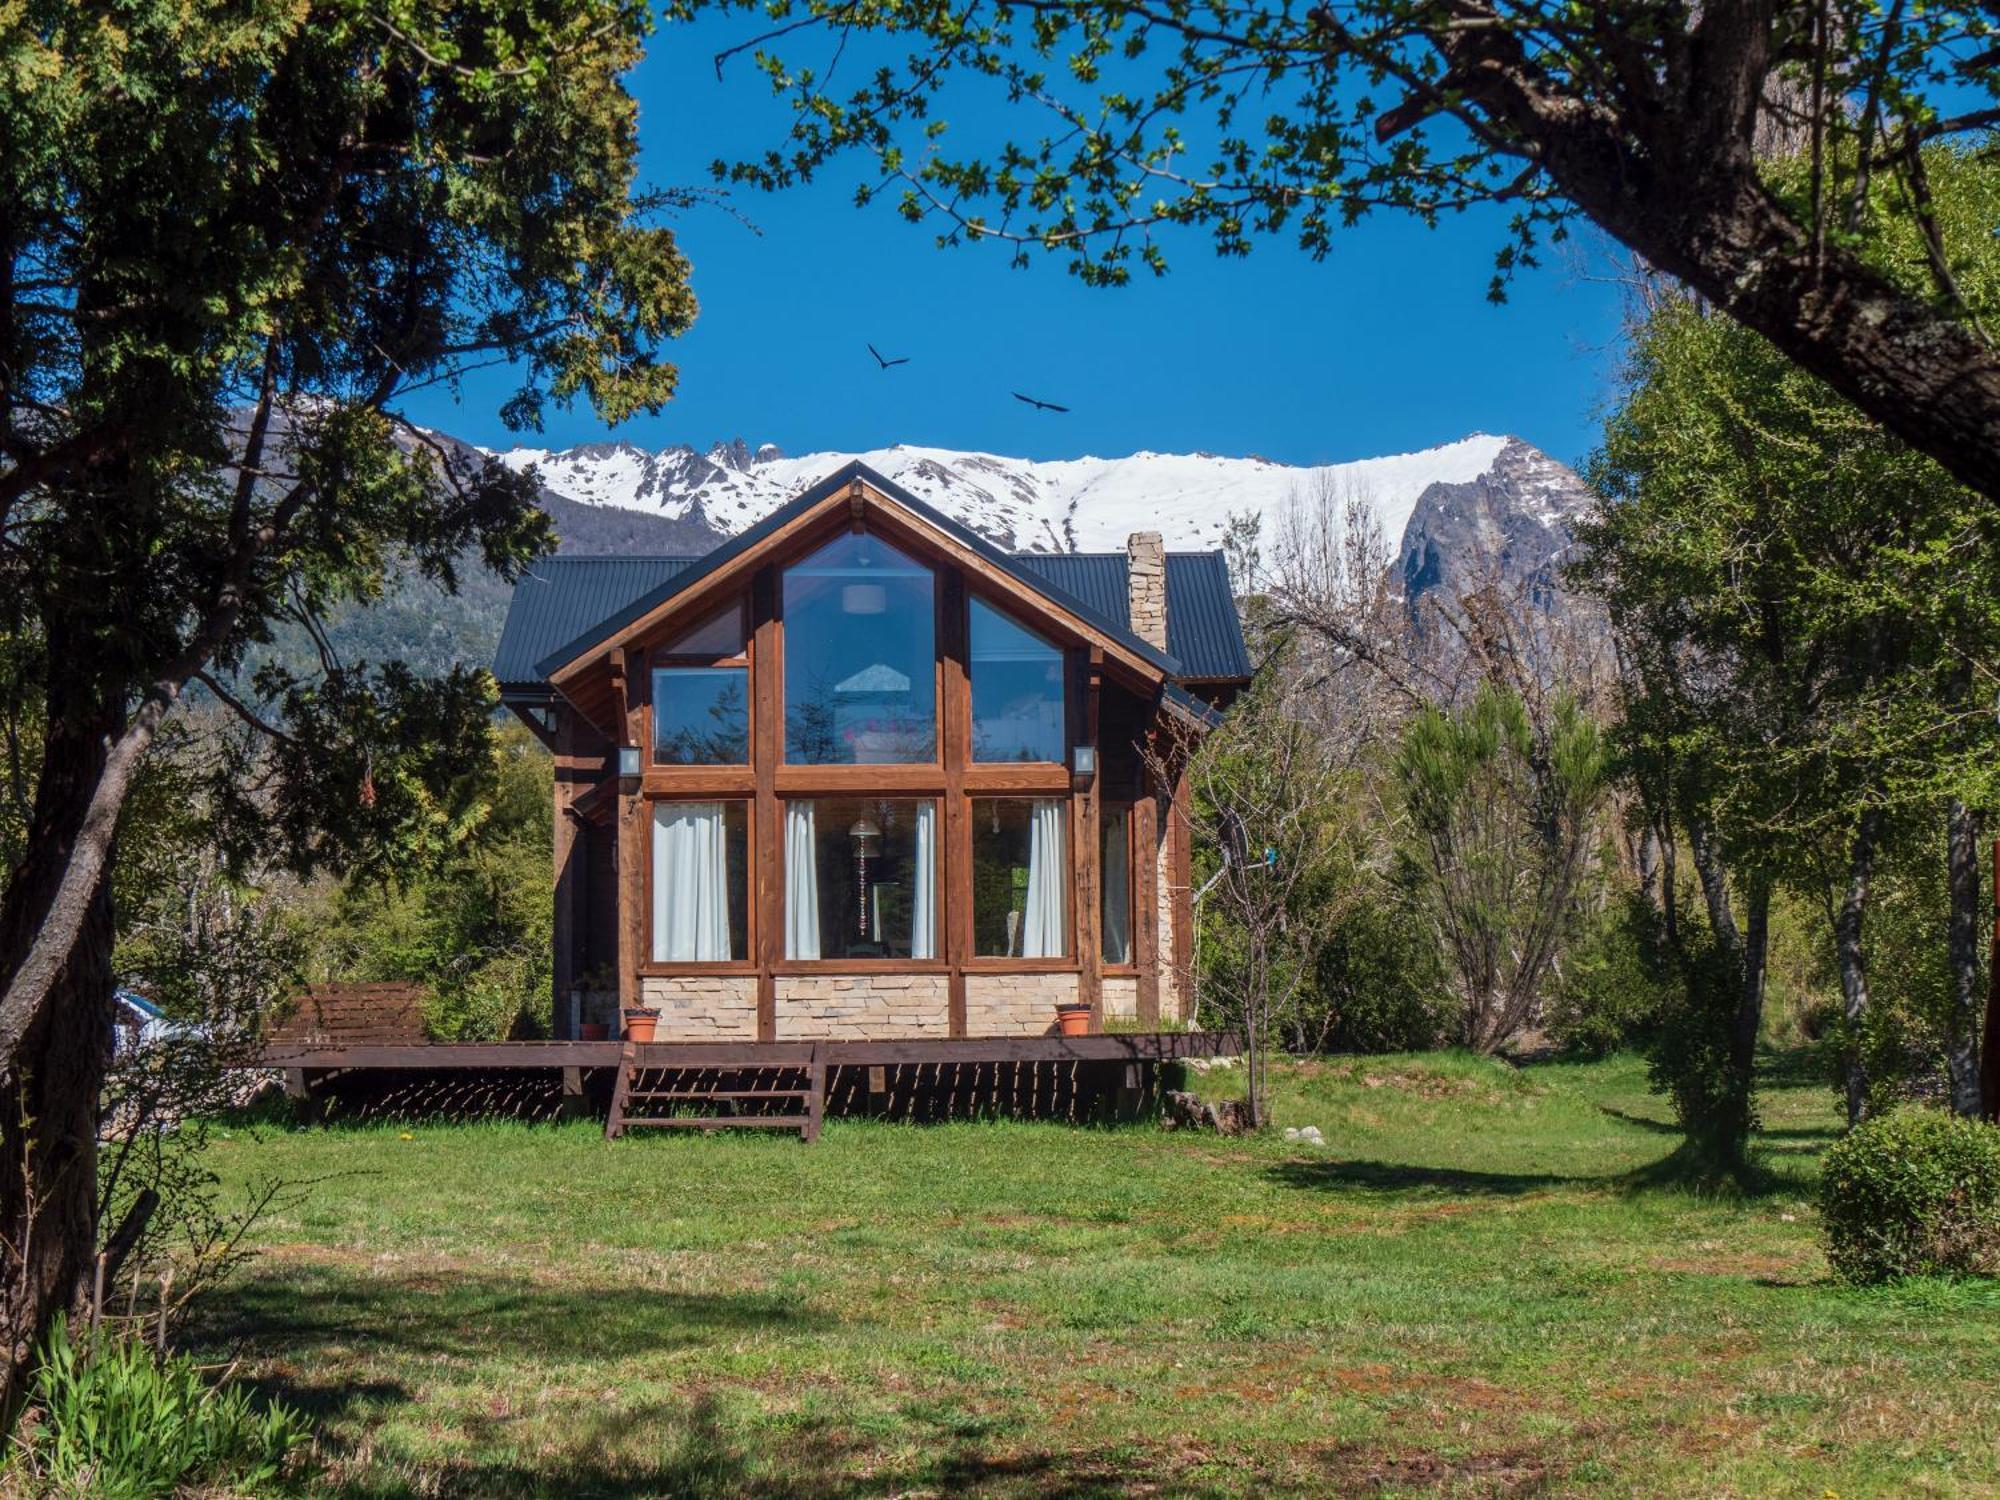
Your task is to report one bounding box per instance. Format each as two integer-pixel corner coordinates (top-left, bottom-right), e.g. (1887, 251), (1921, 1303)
(302, 724), (555, 1043)
(1574, 162), (2000, 1149)
(0, 0), (693, 1409)
(695, 0), (2000, 503)
(1174, 669), (1352, 1125)
(1395, 682), (1605, 1053)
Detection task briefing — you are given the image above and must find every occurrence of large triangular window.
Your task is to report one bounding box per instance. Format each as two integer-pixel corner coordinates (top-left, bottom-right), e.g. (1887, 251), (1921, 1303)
(782, 532), (937, 764)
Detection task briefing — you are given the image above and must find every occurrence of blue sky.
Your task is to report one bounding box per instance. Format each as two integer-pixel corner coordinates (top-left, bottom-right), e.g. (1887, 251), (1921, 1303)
(402, 15), (1632, 471)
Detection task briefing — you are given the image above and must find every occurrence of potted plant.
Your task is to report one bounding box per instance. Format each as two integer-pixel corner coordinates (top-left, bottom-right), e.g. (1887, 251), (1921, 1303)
(1054, 1002), (1092, 1038)
(622, 1007), (658, 1043)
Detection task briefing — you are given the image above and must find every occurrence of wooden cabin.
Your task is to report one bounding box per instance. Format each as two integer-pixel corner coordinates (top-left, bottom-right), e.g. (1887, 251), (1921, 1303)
(494, 462), (1251, 1044)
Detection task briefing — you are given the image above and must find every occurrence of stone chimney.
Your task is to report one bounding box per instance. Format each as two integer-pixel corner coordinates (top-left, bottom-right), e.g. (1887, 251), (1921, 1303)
(1126, 531), (1167, 650)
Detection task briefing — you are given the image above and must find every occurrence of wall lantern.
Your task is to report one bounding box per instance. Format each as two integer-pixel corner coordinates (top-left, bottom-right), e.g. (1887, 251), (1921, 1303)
(1071, 745), (1097, 782)
(617, 745), (642, 782)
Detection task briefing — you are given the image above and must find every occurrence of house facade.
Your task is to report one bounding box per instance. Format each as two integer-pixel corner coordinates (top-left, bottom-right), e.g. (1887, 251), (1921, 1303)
(494, 463), (1251, 1043)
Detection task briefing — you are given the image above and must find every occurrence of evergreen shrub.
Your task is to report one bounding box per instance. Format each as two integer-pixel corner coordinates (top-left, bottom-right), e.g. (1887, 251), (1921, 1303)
(1820, 1108), (2000, 1284)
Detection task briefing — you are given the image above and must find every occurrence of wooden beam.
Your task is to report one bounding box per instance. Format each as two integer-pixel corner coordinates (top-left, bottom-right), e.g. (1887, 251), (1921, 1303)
(1077, 647), (1104, 1031)
(1169, 760), (1193, 1021)
(942, 567), (970, 1038)
(1133, 789), (1161, 1028)
(752, 565), (781, 1042)
(614, 649), (645, 1019)
(551, 705), (582, 1038)
(252, 1031), (1244, 1071)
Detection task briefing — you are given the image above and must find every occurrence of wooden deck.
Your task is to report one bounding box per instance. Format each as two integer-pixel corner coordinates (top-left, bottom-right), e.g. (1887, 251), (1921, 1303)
(257, 1030), (1242, 1071)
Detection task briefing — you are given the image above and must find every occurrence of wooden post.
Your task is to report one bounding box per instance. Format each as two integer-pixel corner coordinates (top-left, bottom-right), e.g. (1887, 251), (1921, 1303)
(753, 567), (781, 1042)
(1133, 790), (1161, 1029)
(560, 1065), (585, 1121)
(551, 705), (582, 1039)
(612, 648), (645, 1021)
(806, 1042), (825, 1142)
(942, 569), (970, 1037)
(1168, 758), (1193, 1021)
(1077, 647), (1104, 1030)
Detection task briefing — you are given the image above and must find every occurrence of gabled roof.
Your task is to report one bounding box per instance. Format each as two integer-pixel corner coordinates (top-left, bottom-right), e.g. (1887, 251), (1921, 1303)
(495, 557), (695, 693)
(496, 461), (1253, 696)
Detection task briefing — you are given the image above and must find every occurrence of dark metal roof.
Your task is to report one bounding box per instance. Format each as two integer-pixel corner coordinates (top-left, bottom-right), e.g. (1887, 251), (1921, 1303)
(494, 556), (696, 691)
(1164, 552), (1254, 680)
(498, 462), (1252, 694)
(1015, 551), (1253, 681)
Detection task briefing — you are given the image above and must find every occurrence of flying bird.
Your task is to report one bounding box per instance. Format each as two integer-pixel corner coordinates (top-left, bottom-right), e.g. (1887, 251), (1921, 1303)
(868, 343), (910, 370)
(1012, 391), (1070, 413)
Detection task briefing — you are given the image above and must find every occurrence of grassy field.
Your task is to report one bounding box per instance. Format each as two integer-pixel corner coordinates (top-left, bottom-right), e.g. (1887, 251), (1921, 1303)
(195, 1052), (2000, 1497)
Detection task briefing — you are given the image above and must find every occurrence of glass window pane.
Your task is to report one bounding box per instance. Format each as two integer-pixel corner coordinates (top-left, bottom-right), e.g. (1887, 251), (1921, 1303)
(651, 801), (748, 961)
(783, 532), (936, 763)
(662, 603), (744, 658)
(782, 798), (937, 960)
(1101, 807), (1132, 965)
(652, 667), (748, 764)
(970, 598), (1066, 762)
(971, 798), (1067, 957)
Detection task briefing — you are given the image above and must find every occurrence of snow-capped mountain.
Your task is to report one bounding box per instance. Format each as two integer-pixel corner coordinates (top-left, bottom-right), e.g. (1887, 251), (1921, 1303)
(483, 432), (1599, 609)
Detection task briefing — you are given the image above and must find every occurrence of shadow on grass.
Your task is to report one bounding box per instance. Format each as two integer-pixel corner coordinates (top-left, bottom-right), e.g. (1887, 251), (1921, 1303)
(270, 1381), (1184, 1498)
(197, 1266), (829, 1423)
(1270, 1139), (1807, 1203)
(1265, 1158), (1591, 1197)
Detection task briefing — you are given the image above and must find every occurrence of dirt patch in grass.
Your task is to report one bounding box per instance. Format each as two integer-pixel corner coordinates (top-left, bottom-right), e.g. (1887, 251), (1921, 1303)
(1317, 1440), (1561, 1495)
(1649, 1249), (1815, 1278)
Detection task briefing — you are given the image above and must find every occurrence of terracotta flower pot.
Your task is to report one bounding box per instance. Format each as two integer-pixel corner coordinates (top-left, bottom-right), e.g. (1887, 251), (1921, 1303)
(1055, 1004), (1092, 1039)
(578, 1022), (609, 1042)
(622, 1008), (658, 1044)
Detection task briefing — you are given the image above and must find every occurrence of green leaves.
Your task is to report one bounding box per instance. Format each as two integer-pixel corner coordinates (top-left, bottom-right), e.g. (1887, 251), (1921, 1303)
(1393, 683), (1606, 1053)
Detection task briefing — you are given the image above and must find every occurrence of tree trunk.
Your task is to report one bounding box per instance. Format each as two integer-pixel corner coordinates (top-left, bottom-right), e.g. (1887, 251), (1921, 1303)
(1431, 18), (2000, 507)
(1947, 801), (1984, 1119)
(1731, 876), (1771, 1094)
(0, 711), (117, 1415)
(1835, 809), (1882, 1128)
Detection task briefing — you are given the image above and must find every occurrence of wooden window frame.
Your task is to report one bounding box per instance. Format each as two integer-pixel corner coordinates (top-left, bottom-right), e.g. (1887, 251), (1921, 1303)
(963, 793), (1079, 970)
(632, 526), (1108, 990)
(965, 586), (1071, 770)
(638, 793), (758, 976)
(774, 792), (947, 971)
(645, 597), (751, 772)
(778, 527), (943, 771)
(1100, 800), (1138, 976)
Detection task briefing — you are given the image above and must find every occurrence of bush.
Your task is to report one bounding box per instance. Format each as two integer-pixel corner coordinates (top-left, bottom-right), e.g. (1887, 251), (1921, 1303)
(1820, 1108), (2000, 1284)
(10, 1317), (308, 1498)
(1546, 895), (1671, 1059)
(1316, 893), (1452, 1053)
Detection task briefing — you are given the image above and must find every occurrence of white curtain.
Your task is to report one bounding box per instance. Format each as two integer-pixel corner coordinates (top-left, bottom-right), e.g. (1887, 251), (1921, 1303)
(785, 802), (821, 959)
(653, 803), (731, 961)
(1021, 798), (1065, 957)
(1102, 809), (1131, 965)
(912, 801), (937, 959)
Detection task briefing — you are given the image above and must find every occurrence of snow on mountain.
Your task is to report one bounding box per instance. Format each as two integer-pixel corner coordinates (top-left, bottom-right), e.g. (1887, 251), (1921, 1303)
(487, 433), (1561, 560)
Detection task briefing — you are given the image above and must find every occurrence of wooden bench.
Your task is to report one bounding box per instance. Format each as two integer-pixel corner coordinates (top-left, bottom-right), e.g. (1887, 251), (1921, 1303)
(267, 981), (430, 1050)
(267, 983), (430, 1116)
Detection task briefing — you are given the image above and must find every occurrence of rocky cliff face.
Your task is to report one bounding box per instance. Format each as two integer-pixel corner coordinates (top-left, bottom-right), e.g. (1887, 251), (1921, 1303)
(1398, 438), (1598, 610)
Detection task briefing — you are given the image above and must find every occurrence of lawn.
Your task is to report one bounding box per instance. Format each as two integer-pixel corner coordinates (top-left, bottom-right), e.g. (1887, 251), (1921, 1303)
(195, 1052), (2000, 1497)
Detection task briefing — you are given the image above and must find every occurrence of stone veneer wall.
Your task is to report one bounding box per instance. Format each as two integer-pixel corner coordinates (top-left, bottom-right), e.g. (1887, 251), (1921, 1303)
(774, 975), (950, 1039)
(639, 974), (758, 1041)
(964, 972), (1078, 1036)
(1102, 976), (1138, 1020)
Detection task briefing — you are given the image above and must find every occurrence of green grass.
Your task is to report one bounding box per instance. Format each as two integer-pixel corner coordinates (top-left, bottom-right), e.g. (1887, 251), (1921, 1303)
(195, 1052), (2000, 1497)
